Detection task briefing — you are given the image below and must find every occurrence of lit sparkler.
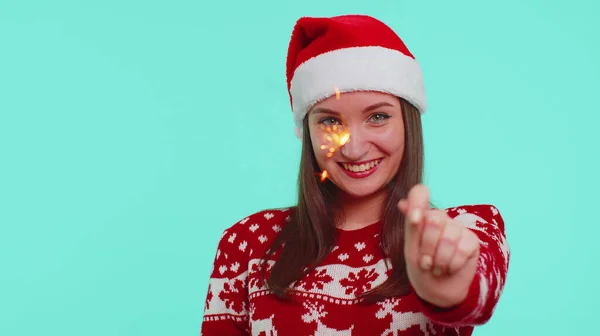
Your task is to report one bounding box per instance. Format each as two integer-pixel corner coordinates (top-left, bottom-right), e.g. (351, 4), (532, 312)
(317, 124), (351, 183)
(317, 85), (349, 183)
(320, 124), (350, 158)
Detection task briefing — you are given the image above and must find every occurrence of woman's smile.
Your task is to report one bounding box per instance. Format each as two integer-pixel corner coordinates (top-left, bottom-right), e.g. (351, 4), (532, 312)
(337, 158), (383, 179)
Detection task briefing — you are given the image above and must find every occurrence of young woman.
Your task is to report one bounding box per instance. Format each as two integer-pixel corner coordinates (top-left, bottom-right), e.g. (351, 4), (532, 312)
(201, 14), (509, 336)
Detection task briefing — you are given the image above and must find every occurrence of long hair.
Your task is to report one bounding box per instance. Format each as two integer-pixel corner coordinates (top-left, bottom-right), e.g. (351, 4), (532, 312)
(260, 97), (425, 303)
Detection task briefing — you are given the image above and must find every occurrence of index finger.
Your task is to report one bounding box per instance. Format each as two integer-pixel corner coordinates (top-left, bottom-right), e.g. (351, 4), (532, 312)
(404, 184), (430, 250)
(407, 184), (430, 223)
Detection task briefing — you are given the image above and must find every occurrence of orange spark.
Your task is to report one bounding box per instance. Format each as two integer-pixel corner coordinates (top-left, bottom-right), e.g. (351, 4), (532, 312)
(320, 170), (328, 182)
(339, 132), (350, 145)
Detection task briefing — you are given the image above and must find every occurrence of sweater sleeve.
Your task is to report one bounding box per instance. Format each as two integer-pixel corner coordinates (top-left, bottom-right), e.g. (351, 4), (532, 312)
(200, 219), (252, 335)
(414, 204), (510, 326)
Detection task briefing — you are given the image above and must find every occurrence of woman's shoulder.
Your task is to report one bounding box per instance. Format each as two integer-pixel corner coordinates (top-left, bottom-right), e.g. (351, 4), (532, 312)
(223, 207), (295, 234)
(443, 203), (503, 222)
(443, 203), (501, 217)
(206, 207), (295, 282)
(215, 207), (296, 255)
(443, 203), (507, 238)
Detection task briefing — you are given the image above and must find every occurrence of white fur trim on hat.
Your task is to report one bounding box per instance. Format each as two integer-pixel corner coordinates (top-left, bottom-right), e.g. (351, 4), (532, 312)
(290, 46), (426, 139)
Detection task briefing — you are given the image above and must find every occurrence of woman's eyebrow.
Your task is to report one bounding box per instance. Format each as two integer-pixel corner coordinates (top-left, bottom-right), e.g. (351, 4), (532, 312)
(310, 107), (340, 116)
(362, 102), (396, 113)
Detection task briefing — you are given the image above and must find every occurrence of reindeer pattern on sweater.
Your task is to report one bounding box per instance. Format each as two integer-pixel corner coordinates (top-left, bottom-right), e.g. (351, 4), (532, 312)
(201, 205), (509, 335)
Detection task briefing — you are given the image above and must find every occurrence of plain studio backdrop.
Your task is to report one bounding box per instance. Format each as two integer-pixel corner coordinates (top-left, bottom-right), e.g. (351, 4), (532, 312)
(1, 0), (598, 335)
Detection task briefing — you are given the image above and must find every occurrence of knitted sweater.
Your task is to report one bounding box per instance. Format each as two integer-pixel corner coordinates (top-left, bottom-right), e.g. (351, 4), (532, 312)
(201, 204), (509, 335)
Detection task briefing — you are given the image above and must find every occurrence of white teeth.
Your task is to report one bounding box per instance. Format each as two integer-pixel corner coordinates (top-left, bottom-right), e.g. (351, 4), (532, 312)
(342, 159), (380, 173)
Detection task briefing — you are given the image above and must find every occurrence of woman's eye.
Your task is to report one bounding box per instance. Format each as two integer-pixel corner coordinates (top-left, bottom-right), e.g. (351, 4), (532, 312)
(320, 117), (342, 125)
(369, 113), (390, 123)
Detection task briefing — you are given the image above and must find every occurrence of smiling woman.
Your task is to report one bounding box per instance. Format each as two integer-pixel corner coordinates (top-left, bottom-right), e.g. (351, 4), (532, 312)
(200, 14), (510, 336)
(308, 93), (407, 202)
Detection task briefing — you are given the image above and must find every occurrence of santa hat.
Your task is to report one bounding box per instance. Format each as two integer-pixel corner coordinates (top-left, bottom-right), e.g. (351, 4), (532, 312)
(286, 14), (426, 139)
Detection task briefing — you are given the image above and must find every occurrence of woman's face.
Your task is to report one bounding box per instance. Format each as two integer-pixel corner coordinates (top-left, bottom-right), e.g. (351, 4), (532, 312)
(308, 91), (405, 199)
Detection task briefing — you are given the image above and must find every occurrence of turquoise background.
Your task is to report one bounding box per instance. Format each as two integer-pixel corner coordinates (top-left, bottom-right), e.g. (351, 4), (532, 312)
(1, 0), (598, 335)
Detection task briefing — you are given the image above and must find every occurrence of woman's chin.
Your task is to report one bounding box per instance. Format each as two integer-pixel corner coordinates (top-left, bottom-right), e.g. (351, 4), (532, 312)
(330, 179), (385, 200)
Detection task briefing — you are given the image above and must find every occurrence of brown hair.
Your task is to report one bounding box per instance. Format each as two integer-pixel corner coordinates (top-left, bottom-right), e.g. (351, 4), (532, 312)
(260, 97), (425, 303)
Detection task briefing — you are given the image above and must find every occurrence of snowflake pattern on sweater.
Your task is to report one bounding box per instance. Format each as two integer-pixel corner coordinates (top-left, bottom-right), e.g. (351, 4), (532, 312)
(201, 205), (510, 336)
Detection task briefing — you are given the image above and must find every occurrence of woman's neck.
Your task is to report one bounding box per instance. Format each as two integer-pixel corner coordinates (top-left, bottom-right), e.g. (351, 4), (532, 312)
(334, 189), (388, 231)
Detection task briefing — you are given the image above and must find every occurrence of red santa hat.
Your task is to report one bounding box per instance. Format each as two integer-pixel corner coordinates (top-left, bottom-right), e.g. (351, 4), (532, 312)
(286, 14), (426, 139)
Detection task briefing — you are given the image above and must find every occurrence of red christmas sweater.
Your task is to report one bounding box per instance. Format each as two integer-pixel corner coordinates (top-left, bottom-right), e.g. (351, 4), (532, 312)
(201, 204), (509, 335)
